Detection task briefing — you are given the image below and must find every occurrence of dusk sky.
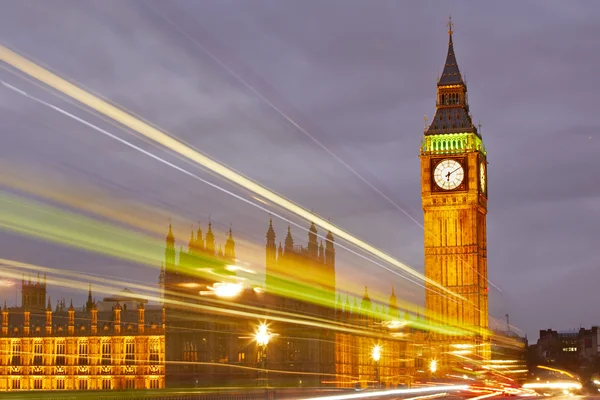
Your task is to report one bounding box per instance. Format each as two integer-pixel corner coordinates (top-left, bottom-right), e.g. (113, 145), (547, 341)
(0, 0), (599, 340)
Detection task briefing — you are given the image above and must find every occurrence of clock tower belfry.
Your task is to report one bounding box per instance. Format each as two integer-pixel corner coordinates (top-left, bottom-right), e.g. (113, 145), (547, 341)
(420, 18), (489, 358)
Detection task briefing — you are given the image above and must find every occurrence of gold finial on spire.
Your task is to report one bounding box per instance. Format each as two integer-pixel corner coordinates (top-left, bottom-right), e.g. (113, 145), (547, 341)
(424, 114), (428, 131)
(447, 15), (454, 35)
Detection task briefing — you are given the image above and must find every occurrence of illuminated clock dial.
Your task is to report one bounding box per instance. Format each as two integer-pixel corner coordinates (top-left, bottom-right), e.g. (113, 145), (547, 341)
(434, 159), (464, 190)
(480, 162), (486, 193)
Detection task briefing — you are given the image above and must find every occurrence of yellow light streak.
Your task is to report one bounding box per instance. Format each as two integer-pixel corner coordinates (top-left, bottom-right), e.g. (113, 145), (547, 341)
(536, 365), (575, 379)
(0, 44), (463, 302)
(304, 385), (469, 400)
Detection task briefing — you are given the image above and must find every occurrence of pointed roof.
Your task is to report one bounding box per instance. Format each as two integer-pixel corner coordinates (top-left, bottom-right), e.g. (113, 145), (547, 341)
(266, 218), (276, 240)
(426, 17), (480, 138)
(438, 17), (463, 86)
(226, 225), (234, 243)
(205, 219), (214, 240)
(188, 228), (195, 248)
(284, 225), (294, 250)
(166, 221), (174, 242)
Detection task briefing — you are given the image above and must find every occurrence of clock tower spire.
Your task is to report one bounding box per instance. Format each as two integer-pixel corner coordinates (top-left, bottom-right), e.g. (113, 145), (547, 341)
(420, 18), (489, 362)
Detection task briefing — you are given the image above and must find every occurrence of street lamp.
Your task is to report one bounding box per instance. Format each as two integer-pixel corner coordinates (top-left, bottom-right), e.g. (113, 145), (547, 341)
(429, 359), (437, 378)
(372, 345), (381, 388)
(255, 324), (272, 387)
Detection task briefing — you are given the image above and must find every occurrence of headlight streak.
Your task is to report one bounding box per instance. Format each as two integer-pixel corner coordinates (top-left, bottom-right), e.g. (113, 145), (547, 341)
(302, 384), (469, 399)
(0, 45), (466, 303)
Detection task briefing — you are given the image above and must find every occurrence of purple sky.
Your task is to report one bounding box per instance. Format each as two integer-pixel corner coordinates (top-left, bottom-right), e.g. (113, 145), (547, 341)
(1, 0), (599, 340)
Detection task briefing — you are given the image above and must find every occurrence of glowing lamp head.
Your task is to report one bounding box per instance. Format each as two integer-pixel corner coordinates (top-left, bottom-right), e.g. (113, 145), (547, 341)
(371, 345), (381, 362)
(214, 282), (242, 298)
(255, 324), (270, 346)
(429, 359), (438, 373)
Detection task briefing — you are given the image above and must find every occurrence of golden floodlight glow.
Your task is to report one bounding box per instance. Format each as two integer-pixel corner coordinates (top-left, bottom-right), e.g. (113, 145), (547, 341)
(255, 324), (271, 346)
(0, 45), (463, 302)
(371, 345), (382, 362)
(429, 360), (438, 373)
(199, 282), (243, 298)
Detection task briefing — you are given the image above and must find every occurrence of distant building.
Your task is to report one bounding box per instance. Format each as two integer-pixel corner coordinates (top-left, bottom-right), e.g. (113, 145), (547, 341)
(533, 326), (600, 376)
(162, 220), (337, 387)
(162, 219), (424, 388)
(0, 276), (165, 392)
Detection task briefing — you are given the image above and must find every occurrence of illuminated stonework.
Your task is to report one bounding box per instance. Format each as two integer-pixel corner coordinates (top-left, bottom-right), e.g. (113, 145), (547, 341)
(421, 133), (486, 156)
(334, 288), (425, 388)
(0, 284), (166, 392)
(420, 23), (490, 363)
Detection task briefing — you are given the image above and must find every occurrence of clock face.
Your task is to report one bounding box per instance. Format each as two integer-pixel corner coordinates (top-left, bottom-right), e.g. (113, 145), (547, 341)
(480, 162), (486, 193)
(434, 159), (464, 190)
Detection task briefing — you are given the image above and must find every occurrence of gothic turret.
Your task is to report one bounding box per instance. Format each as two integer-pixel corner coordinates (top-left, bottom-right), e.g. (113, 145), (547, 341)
(165, 222), (176, 271)
(86, 283), (94, 312)
(266, 218), (277, 267)
(68, 299), (75, 335)
(188, 229), (196, 253)
(389, 286), (397, 316)
(224, 226), (235, 260)
(325, 230), (335, 268)
(205, 220), (215, 255)
(196, 224), (205, 251)
(360, 287), (372, 314)
(1, 302), (7, 335)
(284, 226), (294, 254)
(45, 297), (52, 334)
(308, 222), (318, 259)
(318, 240), (324, 263)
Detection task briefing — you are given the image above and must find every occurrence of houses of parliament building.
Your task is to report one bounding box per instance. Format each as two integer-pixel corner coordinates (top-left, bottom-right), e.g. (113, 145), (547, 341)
(160, 219), (423, 388)
(0, 276), (165, 391)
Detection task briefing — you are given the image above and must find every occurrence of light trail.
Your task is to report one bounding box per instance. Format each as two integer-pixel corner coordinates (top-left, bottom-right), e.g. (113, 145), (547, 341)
(0, 258), (468, 338)
(144, 2), (502, 294)
(0, 45), (465, 302)
(302, 384), (468, 399)
(0, 190), (469, 336)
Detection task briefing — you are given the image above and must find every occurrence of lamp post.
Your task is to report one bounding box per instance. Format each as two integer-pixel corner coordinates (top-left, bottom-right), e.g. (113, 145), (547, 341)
(429, 359), (437, 379)
(255, 323), (271, 387)
(372, 345), (381, 388)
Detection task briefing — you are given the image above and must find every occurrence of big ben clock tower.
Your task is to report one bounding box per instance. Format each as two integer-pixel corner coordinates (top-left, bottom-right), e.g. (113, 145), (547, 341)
(421, 18), (489, 358)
